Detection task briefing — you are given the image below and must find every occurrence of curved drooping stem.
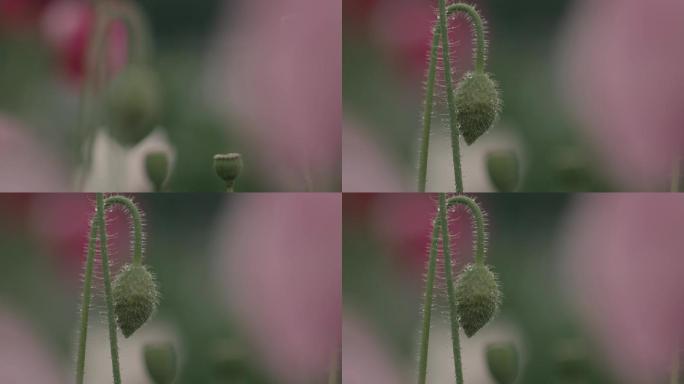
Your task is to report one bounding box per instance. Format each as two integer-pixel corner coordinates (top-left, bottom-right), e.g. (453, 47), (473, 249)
(105, 195), (144, 265)
(447, 195), (486, 265)
(77, 0), (153, 190)
(417, 3), (488, 192)
(75, 194), (145, 384)
(438, 194), (464, 384)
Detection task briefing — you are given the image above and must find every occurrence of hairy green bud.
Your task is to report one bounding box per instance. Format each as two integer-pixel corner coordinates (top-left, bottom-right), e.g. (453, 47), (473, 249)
(145, 151), (170, 192)
(486, 342), (519, 384)
(454, 71), (501, 145)
(486, 150), (519, 192)
(454, 263), (501, 337)
(214, 153), (243, 191)
(107, 65), (161, 147)
(144, 342), (177, 384)
(112, 264), (159, 337)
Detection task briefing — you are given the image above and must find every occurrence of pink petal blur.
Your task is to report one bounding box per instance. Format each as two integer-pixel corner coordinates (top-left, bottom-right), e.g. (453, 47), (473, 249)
(560, 0), (684, 188)
(0, 114), (68, 191)
(212, 194), (341, 383)
(205, 0), (341, 190)
(0, 305), (64, 383)
(561, 194), (684, 382)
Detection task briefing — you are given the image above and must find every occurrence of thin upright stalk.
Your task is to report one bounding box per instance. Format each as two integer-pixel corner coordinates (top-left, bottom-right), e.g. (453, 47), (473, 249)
(417, 215), (442, 384)
(75, 218), (98, 384)
(96, 193), (122, 384)
(436, 0), (463, 193)
(438, 193), (464, 384)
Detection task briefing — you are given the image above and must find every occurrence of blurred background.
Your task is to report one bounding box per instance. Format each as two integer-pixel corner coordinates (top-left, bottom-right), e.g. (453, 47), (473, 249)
(0, 0), (341, 191)
(0, 193), (341, 383)
(343, 0), (684, 192)
(343, 193), (684, 383)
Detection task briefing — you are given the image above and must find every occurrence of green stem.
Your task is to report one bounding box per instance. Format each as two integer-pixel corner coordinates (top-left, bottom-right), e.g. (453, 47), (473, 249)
(417, 26), (440, 193)
(447, 195), (486, 265)
(96, 193), (122, 384)
(417, 215), (441, 384)
(417, 4), (488, 192)
(104, 195), (144, 265)
(436, 0), (463, 193)
(75, 217), (98, 384)
(438, 193), (464, 384)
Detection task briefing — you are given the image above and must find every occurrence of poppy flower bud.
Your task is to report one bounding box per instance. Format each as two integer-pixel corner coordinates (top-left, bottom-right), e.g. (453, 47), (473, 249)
(214, 153), (243, 191)
(145, 151), (169, 191)
(106, 65), (161, 147)
(486, 342), (519, 384)
(454, 71), (501, 145)
(454, 263), (501, 337)
(486, 150), (520, 192)
(112, 264), (159, 337)
(144, 342), (177, 384)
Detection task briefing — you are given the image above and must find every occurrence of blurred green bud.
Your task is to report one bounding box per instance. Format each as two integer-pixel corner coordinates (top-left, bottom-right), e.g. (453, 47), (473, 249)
(454, 71), (501, 145)
(454, 263), (501, 337)
(214, 153), (243, 191)
(145, 151), (169, 192)
(112, 264), (159, 337)
(211, 340), (249, 381)
(107, 65), (161, 147)
(486, 342), (519, 384)
(552, 339), (588, 380)
(144, 342), (177, 384)
(486, 150), (520, 192)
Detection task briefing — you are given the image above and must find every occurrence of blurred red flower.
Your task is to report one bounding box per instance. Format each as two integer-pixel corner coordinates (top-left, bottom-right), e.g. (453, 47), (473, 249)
(41, 0), (127, 86)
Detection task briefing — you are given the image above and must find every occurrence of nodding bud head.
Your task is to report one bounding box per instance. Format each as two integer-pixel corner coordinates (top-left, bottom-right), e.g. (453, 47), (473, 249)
(486, 342), (519, 384)
(145, 151), (170, 192)
(112, 264), (159, 338)
(107, 65), (161, 147)
(486, 150), (520, 192)
(454, 263), (501, 337)
(144, 342), (177, 384)
(214, 153), (243, 188)
(454, 71), (501, 145)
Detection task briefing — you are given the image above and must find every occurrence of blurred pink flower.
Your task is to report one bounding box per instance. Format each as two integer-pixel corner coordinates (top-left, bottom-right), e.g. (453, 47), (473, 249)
(342, 123), (404, 191)
(561, 195), (684, 382)
(41, 0), (127, 87)
(205, 0), (341, 191)
(0, 114), (69, 191)
(212, 194), (341, 383)
(0, 304), (64, 383)
(560, 0), (684, 189)
(343, 313), (405, 384)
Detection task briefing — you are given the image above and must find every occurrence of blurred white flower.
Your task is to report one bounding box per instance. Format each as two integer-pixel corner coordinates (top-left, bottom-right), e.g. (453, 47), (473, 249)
(84, 128), (175, 191)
